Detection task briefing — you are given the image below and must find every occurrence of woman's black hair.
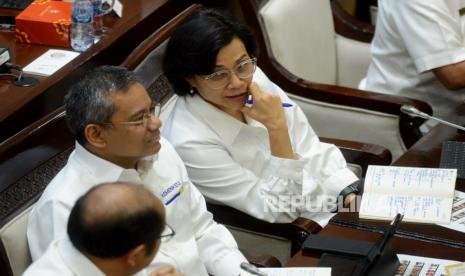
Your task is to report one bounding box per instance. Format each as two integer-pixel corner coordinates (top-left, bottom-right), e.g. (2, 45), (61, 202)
(163, 8), (257, 96)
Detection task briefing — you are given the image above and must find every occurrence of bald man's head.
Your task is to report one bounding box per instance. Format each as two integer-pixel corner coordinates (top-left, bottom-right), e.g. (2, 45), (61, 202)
(67, 182), (165, 258)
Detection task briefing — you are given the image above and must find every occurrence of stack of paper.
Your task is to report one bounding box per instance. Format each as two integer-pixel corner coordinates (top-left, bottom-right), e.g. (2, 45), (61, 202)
(23, 49), (80, 77)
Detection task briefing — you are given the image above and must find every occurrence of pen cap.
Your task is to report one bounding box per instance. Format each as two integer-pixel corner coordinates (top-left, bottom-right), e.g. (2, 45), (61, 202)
(240, 262), (267, 276)
(245, 95), (253, 104)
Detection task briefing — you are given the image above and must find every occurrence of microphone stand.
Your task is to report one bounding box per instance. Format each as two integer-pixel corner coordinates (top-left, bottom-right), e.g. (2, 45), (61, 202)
(0, 62), (39, 87)
(400, 105), (465, 132)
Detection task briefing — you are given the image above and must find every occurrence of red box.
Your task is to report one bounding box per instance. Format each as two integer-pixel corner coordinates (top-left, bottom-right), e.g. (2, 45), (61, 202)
(16, 1), (72, 48)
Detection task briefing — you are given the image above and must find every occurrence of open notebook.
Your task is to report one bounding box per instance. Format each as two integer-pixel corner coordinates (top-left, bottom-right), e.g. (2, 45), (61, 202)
(359, 165), (457, 224)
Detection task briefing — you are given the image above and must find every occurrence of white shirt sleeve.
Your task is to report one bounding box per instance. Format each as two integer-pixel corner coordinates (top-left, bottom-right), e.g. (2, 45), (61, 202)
(389, 0), (465, 72)
(187, 183), (246, 276)
(169, 145), (247, 276)
(177, 139), (304, 223)
(286, 99), (357, 198)
(27, 200), (71, 260)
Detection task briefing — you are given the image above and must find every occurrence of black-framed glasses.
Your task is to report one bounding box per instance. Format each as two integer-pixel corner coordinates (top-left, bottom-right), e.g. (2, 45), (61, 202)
(159, 224), (175, 243)
(103, 102), (161, 128)
(203, 57), (257, 89)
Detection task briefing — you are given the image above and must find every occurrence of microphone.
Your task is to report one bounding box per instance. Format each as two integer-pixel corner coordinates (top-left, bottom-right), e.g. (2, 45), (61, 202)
(0, 62), (39, 87)
(400, 105), (465, 132)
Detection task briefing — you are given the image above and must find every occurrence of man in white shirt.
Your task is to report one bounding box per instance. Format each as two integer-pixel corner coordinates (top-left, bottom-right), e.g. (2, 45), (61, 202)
(26, 65), (246, 276)
(361, 0), (465, 130)
(24, 182), (182, 276)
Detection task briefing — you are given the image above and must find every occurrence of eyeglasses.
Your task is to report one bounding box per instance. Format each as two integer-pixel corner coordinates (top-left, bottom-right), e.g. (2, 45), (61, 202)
(203, 57), (257, 89)
(104, 102), (161, 128)
(159, 224), (175, 243)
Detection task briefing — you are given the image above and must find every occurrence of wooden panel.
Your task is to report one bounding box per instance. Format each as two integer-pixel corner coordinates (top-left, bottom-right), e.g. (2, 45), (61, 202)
(0, 0), (190, 142)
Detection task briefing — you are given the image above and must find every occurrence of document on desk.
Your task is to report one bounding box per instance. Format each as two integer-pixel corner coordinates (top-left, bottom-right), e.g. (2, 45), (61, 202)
(438, 190), (465, 232)
(240, 267), (331, 276)
(396, 254), (460, 276)
(359, 165), (457, 224)
(23, 49), (80, 77)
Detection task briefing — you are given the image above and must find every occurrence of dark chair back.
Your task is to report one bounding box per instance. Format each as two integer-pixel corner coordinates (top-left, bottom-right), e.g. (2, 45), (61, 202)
(121, 4), (203, 109)
(0, 107), (72, 276)
(237, 0), (432, 159)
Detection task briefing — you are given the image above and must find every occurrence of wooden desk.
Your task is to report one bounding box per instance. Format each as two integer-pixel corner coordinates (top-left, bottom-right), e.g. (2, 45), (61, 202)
(0, 0), (190, 142)
(393, 103), (465, 169)
(395, 124), (465, 193)
(331, 120), (465, 248)
(287, 224), (465, 267)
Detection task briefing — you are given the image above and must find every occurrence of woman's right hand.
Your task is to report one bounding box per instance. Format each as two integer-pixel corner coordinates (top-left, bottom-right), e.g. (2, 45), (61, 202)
(241, 82), (295, 159)
(241, 82), (288, 131)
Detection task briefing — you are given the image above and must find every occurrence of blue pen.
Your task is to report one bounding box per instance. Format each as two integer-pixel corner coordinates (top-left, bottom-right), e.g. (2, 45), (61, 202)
(245, 95), (293, 108)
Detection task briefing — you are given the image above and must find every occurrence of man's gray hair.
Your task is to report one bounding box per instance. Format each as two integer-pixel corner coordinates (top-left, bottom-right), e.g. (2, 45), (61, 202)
(64, 65), (138, 145)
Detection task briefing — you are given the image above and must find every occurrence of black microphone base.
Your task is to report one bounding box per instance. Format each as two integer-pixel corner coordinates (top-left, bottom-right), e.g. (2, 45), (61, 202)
(317, 242), (399, 276)
(13, 76), (39, 87)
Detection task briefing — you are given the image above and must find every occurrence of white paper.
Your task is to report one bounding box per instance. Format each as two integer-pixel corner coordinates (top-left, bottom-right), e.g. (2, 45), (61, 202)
(445, 262), (465, 276)
(240, 267), (331, 276)
(363, 166), (456, 196)
(112, 0), (123, 17)
(438, 191), (465, 232)
(396, 254), (460, 276)
(23, 49), (80, 77)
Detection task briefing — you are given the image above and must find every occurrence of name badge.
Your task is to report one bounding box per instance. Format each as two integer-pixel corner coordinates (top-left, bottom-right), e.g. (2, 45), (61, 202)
(161, 181), (184, 205)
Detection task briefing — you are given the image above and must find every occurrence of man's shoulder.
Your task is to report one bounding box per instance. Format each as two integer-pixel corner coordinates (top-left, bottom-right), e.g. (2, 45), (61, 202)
(33, 161), (90, 213)
(384, 0), (435, 14)
(23, 241), (71, 276)
(159, 137), (177, 155)
(157, 137), (186, 166)
(163, 98), (212, 140)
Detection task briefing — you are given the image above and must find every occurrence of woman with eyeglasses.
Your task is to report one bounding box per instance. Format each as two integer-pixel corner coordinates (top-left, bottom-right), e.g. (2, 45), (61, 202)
(162, 9), (359, 226)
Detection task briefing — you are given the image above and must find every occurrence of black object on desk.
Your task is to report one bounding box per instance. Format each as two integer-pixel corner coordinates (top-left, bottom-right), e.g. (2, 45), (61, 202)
(303, 214), (403, 276)
(0, 0), (32, 10)
(440, 141), (465, 179)
(0, 61), (39, 87)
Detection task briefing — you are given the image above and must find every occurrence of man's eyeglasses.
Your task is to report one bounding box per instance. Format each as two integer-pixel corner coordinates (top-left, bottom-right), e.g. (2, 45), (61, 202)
(104, 102), (161, 128)
(159, 224), (175, 243)
(203, 57), (257, 89)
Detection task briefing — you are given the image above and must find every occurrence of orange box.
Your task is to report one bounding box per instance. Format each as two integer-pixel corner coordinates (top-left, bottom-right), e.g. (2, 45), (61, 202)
(15, 0), (72, 48)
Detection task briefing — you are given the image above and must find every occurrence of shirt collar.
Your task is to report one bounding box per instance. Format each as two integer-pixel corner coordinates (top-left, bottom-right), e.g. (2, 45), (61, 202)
(58, 237), (105, 276)
(73, 142), (156, 182)
(184, 94), (264, 146)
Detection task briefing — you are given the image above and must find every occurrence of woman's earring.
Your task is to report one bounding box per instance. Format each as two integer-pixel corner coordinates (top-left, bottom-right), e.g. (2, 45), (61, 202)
(189, 87), (195, 94)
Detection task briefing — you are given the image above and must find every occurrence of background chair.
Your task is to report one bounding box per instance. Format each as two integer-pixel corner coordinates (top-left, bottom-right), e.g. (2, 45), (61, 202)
(122, 3), (393, 263)
(0, 107), (74, 276)
(238, 0), (432, 161)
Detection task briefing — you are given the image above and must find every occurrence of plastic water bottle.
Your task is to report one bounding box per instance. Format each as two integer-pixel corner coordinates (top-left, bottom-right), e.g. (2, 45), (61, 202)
(91, 0), (104, 38)
(70, 0), (94, 52)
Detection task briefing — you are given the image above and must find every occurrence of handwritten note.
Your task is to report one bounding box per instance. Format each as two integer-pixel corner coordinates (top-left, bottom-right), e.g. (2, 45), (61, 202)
(359, 166), (456, 223)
